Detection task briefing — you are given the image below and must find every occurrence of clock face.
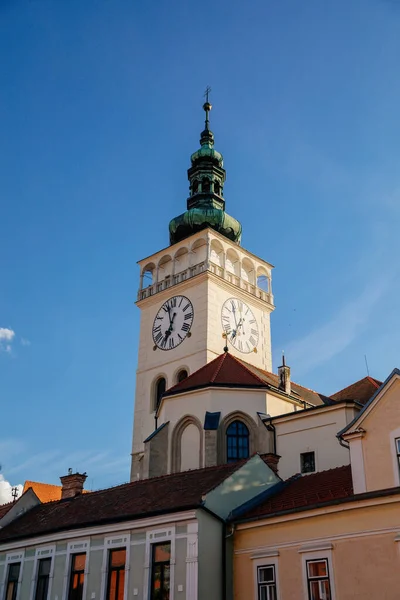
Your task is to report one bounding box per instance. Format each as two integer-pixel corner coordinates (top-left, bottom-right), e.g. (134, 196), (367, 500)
(221, 298), (259, 354)
(152, 295), (194, 351)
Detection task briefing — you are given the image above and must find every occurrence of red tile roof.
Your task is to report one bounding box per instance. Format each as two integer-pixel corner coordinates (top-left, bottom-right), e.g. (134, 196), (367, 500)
(165, 352), (329, 406)
(236, 465), (353, 520)
(0, 462), (245, 543)
(330, 377), (381, 405)
(23, 481), (63, 503)
(165, 352), (267, 395)
(0, 502), (13, 519)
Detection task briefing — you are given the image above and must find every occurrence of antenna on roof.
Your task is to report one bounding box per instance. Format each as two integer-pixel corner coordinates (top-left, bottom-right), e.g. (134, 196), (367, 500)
(364, 355), (370, 377)
(11, 486), (18, 503)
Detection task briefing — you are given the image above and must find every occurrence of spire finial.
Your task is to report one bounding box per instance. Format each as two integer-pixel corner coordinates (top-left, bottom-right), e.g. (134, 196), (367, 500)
(203, 86), (212, 130)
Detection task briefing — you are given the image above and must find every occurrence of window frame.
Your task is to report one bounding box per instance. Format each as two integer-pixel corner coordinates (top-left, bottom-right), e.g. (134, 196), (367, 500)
(31, 547), (55, 600)
(300, 451), (316, 474)
(226, 420), (250, 463)
(62, 540), (89, 600)
(389, 427), (400, 486)
(300, 548), (336, 600)
(34, 558), (52, 600)
(67, 553), (86, 600)
(4, 562), (21, 600)
(305, 559), (331, 600)
(106, 548), (126, 600)
(144, 527), (176, 600)
(150, 542), (171, 600)
(100, 535), (130, 600)
(1, 552), (24, 600)
(252, 555), (280, 600)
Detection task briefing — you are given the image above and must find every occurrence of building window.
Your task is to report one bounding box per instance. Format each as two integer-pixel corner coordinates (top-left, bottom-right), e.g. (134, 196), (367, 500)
(395, 438), (400, 474)
(177, 369), (188, 383)
(106, 549), (126, 600)
(257, 564), (277, 600)
(301, 451), (315, 474)
(192, 180), (199, 194)
(150, 542), (171, 600)
(154, 377), (166, 411)
(35, 558), (51, 600)
(214, 181), (220, 195)
(306, 559), (332, 600)
(5, 563), (21, 600)
(226, 420), (250, 462)
(68, 554), (86, 600)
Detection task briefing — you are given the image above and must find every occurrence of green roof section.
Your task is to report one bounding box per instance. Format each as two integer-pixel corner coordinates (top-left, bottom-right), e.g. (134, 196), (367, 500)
(169, 93), (242, 245)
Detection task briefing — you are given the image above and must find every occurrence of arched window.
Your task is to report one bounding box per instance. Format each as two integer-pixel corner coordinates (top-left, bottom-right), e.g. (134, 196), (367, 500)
(154, 377), (166, 411)
(177, 369), (188, 383)
(214, 181), (220, 195)
(226, 421), (249, 463)
(192, 180), (199, 194)
(202, 178), (210, 193)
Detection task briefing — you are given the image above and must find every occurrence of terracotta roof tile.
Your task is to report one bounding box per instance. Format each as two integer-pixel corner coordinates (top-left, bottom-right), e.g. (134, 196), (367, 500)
(165, 352), (329, 406)
(23, 481), (62, 503)
(236, 465), (353, 520)
(330, 377), (382, 405)
(0, 462), (244, 543)
(0, 502), (13, 519)
(165, 352), (267, 395)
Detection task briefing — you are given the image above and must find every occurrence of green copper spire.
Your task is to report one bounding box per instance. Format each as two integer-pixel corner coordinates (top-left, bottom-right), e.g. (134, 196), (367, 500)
(169, 90), (242, 245)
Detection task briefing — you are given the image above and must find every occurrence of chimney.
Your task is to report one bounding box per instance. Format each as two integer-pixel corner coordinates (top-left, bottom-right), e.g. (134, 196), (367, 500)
(60, 469), (87, 499)
(278, 353), (291, 395)
(262, 453), (280, 475)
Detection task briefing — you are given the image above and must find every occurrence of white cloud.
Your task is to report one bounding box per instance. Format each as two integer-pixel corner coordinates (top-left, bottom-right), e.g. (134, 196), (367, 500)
(0, 328), (15, 354)
(284, 278), (390, 376)
(21, 338), (31, 347)
(0, 474), (22, 506)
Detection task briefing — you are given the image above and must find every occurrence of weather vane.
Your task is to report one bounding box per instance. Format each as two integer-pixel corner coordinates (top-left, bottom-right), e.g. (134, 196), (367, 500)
(204, 86), (211, 104)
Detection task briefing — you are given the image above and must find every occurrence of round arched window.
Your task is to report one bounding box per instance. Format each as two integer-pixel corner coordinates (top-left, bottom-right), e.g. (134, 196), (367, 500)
(226, 421), (249, 463)
(154, 377), (166, 411)
(177, 369), (188, 383)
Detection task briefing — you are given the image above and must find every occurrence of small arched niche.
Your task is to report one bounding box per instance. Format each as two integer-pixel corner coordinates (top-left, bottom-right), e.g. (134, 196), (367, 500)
(176, 368), (188, 383)
(181, 424), (201, 471)
(191, 238), (207, 265)
(214, 181), (221, 195)
(225, 249), (240, 276)
(210, 239), (224, 268)
(241, 257), (256, 284)
(158, 254), (173, 279)
(152, 376), (166, 412)
(171, 415), (203, 472)
(192, 180), (199, 194)
(141, 262), (156, 289)
(174, 247), (189, 273)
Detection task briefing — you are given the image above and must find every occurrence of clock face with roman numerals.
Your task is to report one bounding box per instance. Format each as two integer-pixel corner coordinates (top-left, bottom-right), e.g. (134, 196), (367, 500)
(152, 295), (194, 351)
(221, 298), (259, 354)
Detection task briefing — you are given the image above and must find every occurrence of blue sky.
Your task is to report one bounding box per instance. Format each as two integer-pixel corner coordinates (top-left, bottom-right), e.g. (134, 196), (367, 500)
(1, 0), (400, 498)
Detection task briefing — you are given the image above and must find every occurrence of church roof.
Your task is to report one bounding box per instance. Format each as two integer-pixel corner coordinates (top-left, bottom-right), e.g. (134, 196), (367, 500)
(0, 461), (250, 544)
(164, 352), (329, 406)
(330, 376), (382, 406)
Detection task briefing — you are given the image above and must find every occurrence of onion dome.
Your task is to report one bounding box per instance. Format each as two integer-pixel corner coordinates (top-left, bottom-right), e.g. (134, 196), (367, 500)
(169, 92), (242, 245)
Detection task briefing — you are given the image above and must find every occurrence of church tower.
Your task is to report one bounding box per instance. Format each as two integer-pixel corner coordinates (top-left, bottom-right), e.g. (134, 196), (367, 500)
(130, 96), (275, 480)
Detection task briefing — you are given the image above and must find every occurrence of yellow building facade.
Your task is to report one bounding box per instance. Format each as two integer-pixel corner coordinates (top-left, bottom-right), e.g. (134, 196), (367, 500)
(233, 368), (400, 600)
